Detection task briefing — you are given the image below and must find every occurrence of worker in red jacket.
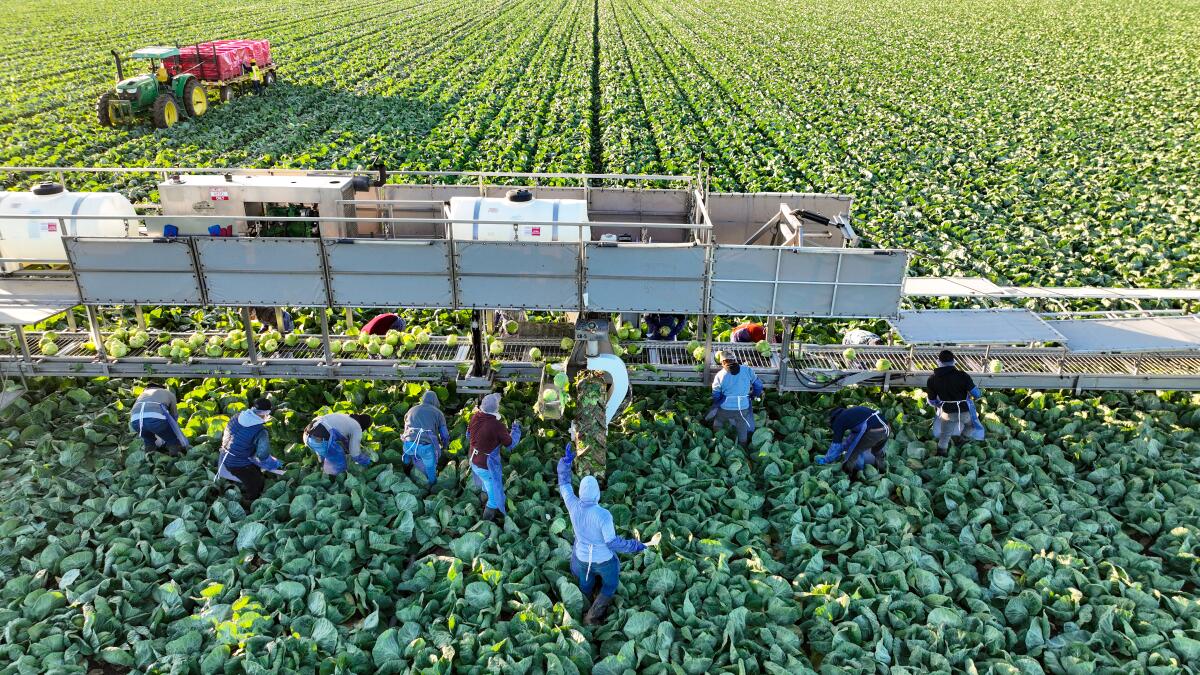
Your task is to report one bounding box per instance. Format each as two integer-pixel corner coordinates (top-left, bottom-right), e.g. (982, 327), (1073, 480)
(467, 393), (522, 525)
(361, 312), (406, 336)
(731, 321), (766, 343)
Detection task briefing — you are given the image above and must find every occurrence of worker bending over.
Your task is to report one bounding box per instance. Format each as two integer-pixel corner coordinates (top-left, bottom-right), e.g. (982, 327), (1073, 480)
(843, 329), (883, 346)
(402, 391), (450, 488)
(303, 412), (374, 475)
(361, 312), (406, 336)
(218, 398), (283, 506)
(710, 354), (764, 446)
(818, 406), (890, 477)
(925, 349), (985, 455)
(557, 442), (658, 625)
(129, 385), (189, 456)
(731, 321), (766, 343)
(468, 394), (522, 525)
(645, 314), (686, 341)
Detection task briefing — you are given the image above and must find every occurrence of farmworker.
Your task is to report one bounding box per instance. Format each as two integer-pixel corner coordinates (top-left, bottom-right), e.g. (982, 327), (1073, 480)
(361, 312), (406, 336)
(302, 412), (374, 475)
(710, 354), (764, 446)
(252, 306), (294, 333)
(818, 406), (890, 477)
(156, 63), (168, 84)
(557, 442), (659, 625)
(217, 398), (283, 506)
(401, 391), (450, 488)
(250, 58), (264, 93)
(925, 349), (985, 455)
(843, 329), (883, 346)
(468, 393), (522, 524)
(731, 321), (766, 343)
(129, 385), (189, 456)
(645, 313), (686, 341)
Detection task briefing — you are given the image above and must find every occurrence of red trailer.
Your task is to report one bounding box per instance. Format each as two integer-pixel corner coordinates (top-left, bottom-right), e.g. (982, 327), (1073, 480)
(167, 39), (277, 102)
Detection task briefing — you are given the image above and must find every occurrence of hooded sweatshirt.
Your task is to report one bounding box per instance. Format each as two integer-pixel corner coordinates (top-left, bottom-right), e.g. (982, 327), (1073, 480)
(221, 409), (270, 468)
(711, 364), (764, 411)
(306, 413), (365, 457)
(557, 458), (645, 563)
(402, 391), (449, 450)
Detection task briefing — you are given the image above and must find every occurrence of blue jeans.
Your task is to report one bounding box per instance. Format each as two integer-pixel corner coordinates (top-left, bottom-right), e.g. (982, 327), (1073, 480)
(130, 416), (184, 452)
(571, 554), (620, 598)
(306, 436), (347, 475)
(404, 443), (439, 486)
(471, 464), (504, 511)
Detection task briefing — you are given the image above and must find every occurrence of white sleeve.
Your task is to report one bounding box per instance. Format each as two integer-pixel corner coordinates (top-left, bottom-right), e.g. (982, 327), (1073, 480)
(347, 423), (363, 457)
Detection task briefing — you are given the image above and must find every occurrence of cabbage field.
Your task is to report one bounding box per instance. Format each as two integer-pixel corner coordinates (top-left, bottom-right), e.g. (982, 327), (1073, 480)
(2, 0), (1200, 672)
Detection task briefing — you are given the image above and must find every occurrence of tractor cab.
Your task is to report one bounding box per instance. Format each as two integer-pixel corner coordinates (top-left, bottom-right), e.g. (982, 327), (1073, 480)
(98, 46), (207, 129)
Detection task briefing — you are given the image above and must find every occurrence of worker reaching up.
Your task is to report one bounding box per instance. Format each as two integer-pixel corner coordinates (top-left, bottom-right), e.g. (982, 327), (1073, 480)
(818, 406), (890, 478)
(468, 393), (521, 525)
(557, 441), (659, 625)
(217, 398), (284, 507)
(731, 321), (766, 343)
(129, 385), (189, 456)
(303, 412), (373, 475)
(925, 349), (985, 455)
(710, 354), (764, 446)
(402, 390), (450, 488)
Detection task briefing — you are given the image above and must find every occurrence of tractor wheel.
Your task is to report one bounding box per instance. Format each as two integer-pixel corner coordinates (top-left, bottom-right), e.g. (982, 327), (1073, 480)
(151, 93), (180, 129)
(96, 93), (115, 127)
(182, 79), (207, 118)
(220, 85), (235, 103)
(264, 71), (276, 87)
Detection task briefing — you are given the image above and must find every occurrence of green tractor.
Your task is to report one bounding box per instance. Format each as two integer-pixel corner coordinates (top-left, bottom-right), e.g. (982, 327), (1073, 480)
(97, 47), (207, 129)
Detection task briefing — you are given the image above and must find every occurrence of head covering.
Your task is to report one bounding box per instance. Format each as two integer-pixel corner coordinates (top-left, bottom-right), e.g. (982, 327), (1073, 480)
(938, 349), (955, 366)
(420, 390), (440, 407)
(350, 413), (372, 430)
(869, 336), (884, 346)
(579, 475), (600, 505)
(828, 406), (845, 427)
(721, 353), (739, 364)
(252, 397), (273, 413)
(480, 393), (501, 415)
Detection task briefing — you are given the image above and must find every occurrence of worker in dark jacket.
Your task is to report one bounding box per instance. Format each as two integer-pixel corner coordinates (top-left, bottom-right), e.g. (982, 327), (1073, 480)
(645, 314), (686, 341)
(817, 406), (890, 477)
(129, 385), (189, 456)
(467, 393), (522, 524)
(731, 321), (766, 343)
(925, 349), (985, 454)
(217, 398), (283, 506)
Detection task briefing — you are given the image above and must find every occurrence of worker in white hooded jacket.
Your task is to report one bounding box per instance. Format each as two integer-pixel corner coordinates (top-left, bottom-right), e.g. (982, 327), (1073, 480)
(557, 441), (659, 625)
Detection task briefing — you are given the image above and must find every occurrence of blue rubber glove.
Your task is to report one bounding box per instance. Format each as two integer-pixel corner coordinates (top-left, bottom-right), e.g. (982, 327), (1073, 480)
(711, 390), (725, 404)
(257, 456), (283, 471)
(969, 387), (982, 399)
(508, 422), (522, 448)
(816, 442), (842, 465)
(353, 453), (372, 467)
(563, 442), (575, 465)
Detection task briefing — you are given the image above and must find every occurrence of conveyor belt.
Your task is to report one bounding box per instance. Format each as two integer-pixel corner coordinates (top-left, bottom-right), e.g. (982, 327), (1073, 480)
(904, 276), (1200, 301)
(3, 332), (1198, 392)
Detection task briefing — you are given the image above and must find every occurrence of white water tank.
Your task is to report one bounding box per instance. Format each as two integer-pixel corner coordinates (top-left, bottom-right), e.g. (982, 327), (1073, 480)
(0, 183), (137, 271)
(448, 190), (590, 242)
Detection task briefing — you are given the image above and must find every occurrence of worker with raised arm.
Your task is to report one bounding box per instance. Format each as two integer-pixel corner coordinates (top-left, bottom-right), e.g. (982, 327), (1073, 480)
(402, 390), (450, 488)
(557, 441), (659, 625)
(217, 398), (284, 506)
(361, 311), (406, 336)
(925, 349), (985, 455)
(710, 354), (764, 446)
(645, 314), (686, 341)
(842, 328), (884, 346)
(818, 406), (891, 477)
(302, 412), (374, 475)
(129, 384), (189, 456)
(731, 321), (766, 343)
(468, 393), (522, 525)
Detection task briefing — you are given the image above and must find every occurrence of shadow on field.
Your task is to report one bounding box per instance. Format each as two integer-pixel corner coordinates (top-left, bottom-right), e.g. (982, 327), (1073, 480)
(157, 81), (449, 166)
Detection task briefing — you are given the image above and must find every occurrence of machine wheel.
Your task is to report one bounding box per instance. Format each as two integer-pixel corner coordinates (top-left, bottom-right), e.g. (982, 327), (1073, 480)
(220, 85), (235, 103)
(264, 71), (276, 87)
(96, 93), (115, 127)
(151, 93), (180, 129)
(182, 79), (207, 118)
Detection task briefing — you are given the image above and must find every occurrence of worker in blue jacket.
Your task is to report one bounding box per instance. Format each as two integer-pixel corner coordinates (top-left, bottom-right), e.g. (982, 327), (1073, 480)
(709, 354), (764, 446)
(557, 442), (659, 625)
(818, 406), (891, 477)
(645, 314), (686, 341)
(217, 398), (284, 506)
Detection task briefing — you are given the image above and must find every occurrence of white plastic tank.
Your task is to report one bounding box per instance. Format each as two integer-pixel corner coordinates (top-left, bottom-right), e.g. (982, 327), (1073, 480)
(0, 183), (138, 271)
(448, 189), (590, 242)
